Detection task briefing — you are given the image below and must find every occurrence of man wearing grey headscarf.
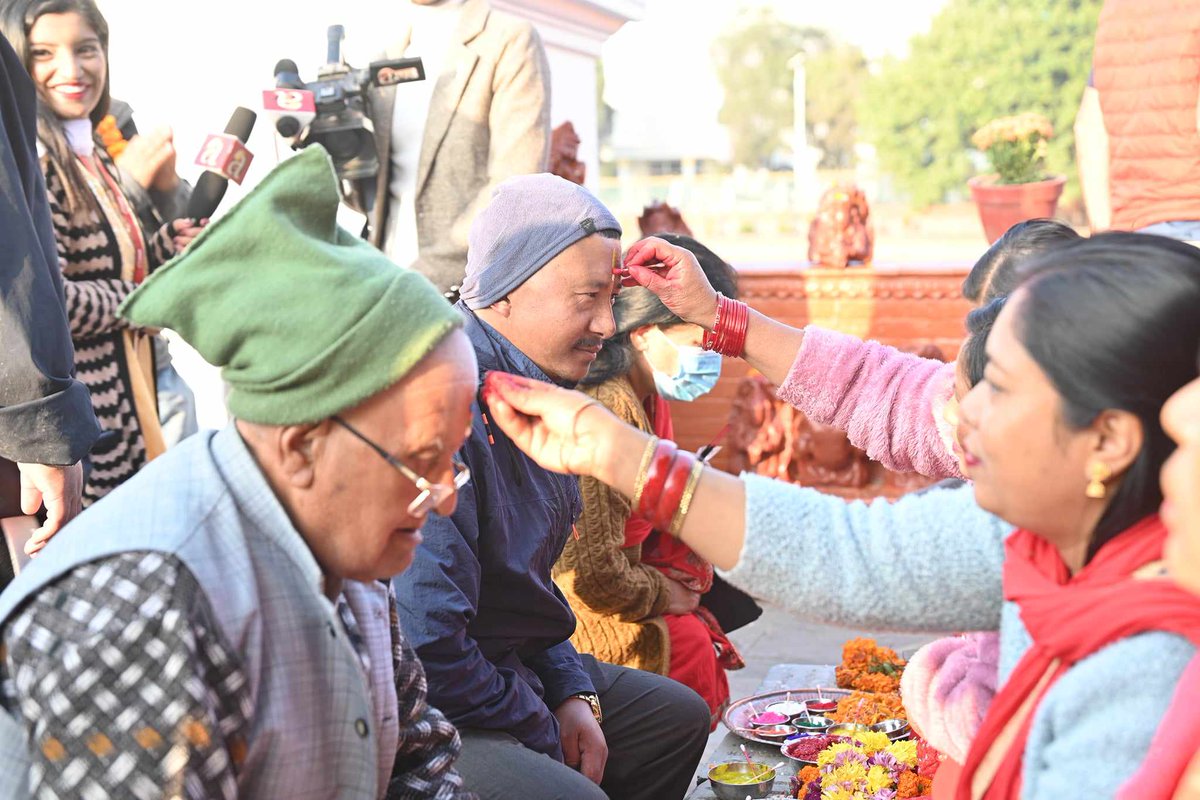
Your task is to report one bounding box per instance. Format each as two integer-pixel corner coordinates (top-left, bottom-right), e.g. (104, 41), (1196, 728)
(394, 174), (710, 800)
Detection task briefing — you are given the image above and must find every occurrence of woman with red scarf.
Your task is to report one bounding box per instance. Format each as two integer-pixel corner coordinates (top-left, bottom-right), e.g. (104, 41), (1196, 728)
(554, 234), (744, 729)
(481, 232), (1200, 798)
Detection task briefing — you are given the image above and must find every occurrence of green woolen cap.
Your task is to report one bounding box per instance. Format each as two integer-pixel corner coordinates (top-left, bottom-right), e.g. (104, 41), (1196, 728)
(119, 146), (462, 425)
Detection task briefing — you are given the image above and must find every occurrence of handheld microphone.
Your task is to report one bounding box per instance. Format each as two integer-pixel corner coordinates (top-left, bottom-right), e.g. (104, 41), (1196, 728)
(185, 107), (257, 220)
(264, 60), (316, 138)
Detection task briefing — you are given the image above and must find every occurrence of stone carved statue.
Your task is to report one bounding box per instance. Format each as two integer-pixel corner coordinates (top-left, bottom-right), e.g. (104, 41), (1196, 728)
(638, 201), (694, 238)
(808, 184), (874, 268)
(728, 377), (869, 489)
(728, 341), (948, 497)
(549, 121), (586, 186)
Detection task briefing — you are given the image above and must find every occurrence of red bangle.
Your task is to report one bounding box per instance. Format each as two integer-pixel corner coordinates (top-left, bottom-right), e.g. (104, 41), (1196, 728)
(636, 440), (679, 519)
(703, 293), (749, 358)
(652, 451), (697, 531)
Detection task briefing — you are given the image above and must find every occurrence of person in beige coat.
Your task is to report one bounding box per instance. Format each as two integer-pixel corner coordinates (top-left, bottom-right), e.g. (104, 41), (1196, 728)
(367, 0), (551, 298)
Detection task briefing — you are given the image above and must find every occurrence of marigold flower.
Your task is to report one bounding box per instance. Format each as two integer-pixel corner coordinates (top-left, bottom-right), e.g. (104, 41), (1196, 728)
(896, 771), (922, 799)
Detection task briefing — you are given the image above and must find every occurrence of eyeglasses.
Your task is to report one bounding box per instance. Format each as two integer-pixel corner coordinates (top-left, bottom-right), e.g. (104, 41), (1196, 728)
(332, 416), (471, 517)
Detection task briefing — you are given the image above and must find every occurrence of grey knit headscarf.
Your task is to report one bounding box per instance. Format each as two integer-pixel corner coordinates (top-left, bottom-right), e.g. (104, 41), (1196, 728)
(458, 173), (622, 309)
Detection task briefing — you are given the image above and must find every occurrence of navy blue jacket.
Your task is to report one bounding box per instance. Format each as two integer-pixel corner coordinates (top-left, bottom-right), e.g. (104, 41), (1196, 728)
(0, 34), (98, 465)
(393, 307), (593, 760)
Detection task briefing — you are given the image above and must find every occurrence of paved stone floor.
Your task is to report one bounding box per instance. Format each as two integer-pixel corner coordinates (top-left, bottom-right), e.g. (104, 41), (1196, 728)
(699, 602), (943, 771)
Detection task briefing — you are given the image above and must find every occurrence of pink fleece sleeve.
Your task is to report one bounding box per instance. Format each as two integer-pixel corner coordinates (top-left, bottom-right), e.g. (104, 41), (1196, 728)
(776, 326), (964, 479)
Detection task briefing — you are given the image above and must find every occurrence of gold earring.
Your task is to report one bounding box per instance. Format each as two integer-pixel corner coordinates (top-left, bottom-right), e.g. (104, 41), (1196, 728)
(1085, 462), (1111, 499)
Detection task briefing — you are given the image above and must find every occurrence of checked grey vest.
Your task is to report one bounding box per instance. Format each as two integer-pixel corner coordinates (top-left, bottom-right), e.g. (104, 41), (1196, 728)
(0, 426), (395, 798)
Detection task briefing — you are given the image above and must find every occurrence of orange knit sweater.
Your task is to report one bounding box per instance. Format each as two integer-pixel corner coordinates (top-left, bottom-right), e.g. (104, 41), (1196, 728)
(553, 377), (673, 674)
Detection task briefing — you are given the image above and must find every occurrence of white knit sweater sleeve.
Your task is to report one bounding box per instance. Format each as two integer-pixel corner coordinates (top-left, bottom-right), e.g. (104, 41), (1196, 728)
(721, 475), (1010, 632)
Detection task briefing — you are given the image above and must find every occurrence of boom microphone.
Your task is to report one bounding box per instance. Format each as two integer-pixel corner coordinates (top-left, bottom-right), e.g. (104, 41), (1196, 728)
(185, 107), (257, 220)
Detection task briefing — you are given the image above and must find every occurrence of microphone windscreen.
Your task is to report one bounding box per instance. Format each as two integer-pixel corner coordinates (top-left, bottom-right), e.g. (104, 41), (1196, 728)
(273, 59), (305, 89)
(224, 107), (257, 141)
(185, 108), (257, 220)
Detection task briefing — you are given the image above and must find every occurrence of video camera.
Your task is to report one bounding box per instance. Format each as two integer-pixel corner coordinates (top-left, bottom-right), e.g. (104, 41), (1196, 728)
(267, 25), (425, 214)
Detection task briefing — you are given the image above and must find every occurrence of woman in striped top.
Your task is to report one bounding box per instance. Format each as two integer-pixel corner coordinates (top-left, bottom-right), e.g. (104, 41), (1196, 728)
(0, 0), (203, 504)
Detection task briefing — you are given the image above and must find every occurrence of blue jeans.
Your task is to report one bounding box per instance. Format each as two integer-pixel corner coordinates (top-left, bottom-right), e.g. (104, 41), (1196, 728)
(1138, 220), (1200, 241)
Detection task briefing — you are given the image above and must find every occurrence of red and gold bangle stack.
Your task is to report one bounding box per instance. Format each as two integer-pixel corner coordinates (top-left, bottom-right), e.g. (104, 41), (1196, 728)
(702, 292), (749, 358)
(631, 437), (706, 537)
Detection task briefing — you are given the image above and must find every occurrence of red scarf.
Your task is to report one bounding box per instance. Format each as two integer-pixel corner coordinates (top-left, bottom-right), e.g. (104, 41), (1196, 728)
(957, 515), (1200, 800)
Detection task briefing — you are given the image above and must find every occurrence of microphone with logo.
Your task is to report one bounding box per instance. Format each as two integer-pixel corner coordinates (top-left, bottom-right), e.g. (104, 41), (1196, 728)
(185, 107), (258, 221)
(264, 59), (317, 140)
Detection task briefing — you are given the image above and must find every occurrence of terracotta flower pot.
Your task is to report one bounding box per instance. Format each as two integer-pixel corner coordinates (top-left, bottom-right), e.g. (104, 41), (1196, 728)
(968, 175), (1066, 243)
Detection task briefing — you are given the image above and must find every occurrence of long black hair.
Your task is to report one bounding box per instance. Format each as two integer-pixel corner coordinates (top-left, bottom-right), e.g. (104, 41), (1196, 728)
(962, 219), (1080, 305)
(1013, 232), (1200, 560)
(583, 233), (738, 385)
(959, 296), (1005, 389)
(0, 0), (110, 221)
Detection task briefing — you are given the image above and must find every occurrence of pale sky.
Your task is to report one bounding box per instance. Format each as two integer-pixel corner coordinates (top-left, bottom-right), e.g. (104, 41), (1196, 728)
(602, 0), (950, 159)
(93, 0), (949, 183)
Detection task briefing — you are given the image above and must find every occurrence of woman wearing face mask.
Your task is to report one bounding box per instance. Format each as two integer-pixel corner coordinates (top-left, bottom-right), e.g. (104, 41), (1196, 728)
(554, 233), (739, 728)
(486, 232), (1200, 798)
(0, 0), (204, 511)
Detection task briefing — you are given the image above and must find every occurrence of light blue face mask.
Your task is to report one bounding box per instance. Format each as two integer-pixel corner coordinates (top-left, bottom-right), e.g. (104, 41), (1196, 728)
(652, 345), (722, 402)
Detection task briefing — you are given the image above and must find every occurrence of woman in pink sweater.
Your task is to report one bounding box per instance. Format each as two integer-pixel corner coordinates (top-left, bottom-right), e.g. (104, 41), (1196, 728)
(773, 219), (1077, 770)
(781, 218), (1078, 480)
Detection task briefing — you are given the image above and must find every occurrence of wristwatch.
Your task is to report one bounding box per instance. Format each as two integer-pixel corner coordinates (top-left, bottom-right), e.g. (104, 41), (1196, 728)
(569, 692), (603, 724)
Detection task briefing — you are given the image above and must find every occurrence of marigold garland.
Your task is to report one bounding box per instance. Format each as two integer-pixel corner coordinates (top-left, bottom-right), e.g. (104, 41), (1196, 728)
(95, 115), (128, 160)
(836, 637), (906, 694)
(833, 690), (906, 726)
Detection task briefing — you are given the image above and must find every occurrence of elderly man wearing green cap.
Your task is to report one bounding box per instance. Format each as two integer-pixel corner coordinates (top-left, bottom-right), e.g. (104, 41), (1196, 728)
(392, 173), (710, 800)
(0, 148), (477, 800)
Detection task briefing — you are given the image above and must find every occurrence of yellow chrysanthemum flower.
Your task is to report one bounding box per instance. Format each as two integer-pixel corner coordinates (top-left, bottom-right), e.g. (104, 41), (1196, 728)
(851, 731), (892, 753)
(886, 739), (919, 767)
(820, 788), (859, 800)
(867, 764), (894, 793)
(824, 762), (868, 787)
(817, 742), (861, 768)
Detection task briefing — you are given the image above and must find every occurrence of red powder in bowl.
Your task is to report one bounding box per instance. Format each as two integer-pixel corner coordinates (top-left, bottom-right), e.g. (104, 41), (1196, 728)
(784, 735), (840, 763)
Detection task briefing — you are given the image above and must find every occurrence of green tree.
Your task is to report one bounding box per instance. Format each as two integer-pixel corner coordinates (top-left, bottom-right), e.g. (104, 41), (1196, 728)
(860, 0), (1102, 207)
(711, 6), (831, 168)
(806, 43), (869, 168)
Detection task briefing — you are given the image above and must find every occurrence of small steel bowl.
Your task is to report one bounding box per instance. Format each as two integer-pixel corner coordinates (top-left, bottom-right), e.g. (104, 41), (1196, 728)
(707, 761), (776, 800)
(766, 700), (808, 718)
(871, 718), (911, 740)
(753, 723), (798, 741)
(781, 733), (843, 765)
(827, 722), (870, 738)
(791, 714), (834, 733)
(805, 699), (839, 716)
(747, 711), (790, 728)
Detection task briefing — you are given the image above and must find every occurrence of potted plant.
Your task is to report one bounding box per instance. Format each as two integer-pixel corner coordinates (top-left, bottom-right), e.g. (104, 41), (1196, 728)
(968, 113), (1065, 242)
